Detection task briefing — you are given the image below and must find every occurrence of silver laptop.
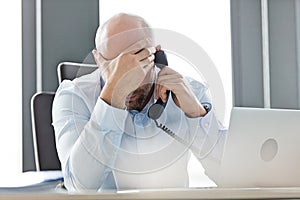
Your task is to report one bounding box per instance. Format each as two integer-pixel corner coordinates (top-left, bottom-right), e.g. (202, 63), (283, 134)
(217, 107), (300, 188)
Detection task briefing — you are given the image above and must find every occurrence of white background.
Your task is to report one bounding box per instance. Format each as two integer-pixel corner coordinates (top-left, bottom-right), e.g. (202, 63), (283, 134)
(0, 0), (22, 177)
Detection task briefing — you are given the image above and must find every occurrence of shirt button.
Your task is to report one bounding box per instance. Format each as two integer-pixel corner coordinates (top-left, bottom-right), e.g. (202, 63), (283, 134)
(205, 122), (209, 127)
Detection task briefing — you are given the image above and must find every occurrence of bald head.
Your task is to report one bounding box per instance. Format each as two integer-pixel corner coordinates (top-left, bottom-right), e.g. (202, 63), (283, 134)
(95, 13), (153, 60)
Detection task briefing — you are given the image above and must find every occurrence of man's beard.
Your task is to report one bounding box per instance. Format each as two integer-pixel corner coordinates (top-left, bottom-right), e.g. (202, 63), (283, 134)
(125, 83), (154, 111)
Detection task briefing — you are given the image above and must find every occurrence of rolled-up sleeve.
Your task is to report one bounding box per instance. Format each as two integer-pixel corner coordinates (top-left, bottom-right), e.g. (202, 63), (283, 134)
(52, 81), (128, 191)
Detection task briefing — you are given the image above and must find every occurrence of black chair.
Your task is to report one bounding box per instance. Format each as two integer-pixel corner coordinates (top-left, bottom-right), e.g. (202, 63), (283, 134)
(57, 62), (98, 84)
(30, 63), (98, 171)
(31, 92), (61, 171)
(29, 62), (97, 171)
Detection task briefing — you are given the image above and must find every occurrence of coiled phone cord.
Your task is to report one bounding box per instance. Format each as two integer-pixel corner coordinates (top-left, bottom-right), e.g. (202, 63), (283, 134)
(154, 119), (223, 160)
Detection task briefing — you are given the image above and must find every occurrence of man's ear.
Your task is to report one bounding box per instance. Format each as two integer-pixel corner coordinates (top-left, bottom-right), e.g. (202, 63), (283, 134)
(92, 49), (101, 68)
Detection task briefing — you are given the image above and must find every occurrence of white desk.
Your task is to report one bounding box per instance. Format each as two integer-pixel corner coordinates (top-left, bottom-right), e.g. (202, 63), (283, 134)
(1, 187), (300, 200)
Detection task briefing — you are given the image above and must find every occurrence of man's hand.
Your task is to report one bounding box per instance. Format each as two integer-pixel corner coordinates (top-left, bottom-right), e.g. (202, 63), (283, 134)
(93, 39), (156, 109)
(156, 67), (207, 118)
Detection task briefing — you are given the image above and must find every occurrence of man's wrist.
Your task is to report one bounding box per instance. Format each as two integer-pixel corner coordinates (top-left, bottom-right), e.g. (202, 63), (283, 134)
(200, 105), (208, 117)
(185, 103), (209, 118)
(100, 85), (127, 109)
(197, 104), (208, 117)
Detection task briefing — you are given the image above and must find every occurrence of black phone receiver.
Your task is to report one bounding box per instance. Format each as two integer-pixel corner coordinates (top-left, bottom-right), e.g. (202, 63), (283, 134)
(148, 50), (169, 120)
(154, 50), (168, 70)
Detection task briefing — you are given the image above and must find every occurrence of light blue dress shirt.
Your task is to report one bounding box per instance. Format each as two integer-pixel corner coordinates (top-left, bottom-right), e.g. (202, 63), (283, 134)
(52, 68), (226, 191)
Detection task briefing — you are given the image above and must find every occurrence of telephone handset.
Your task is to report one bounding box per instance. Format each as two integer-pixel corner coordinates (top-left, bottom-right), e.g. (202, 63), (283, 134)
(148, 50), (169, 120)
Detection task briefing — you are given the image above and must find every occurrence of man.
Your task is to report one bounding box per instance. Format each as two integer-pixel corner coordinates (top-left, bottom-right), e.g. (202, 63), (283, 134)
(52, 13), (225, 191)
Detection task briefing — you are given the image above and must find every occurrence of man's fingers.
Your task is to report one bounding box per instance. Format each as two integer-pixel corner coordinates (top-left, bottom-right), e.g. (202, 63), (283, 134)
(156, 68), (184, 102)
(157, 66), (179, 76)
(159, 86), (169, 102)
(157, 67), (183, 85)
(157, 74), (183, 84)
(140, 54), (155, 67)
(127, 38), (153, 54)
(136, 47), (156, 61)
(143, 60), (155, 70)
(155, 83), (168, 103)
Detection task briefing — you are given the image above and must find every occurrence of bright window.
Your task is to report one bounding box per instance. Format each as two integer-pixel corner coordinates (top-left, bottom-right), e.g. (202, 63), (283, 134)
(0, 0), (22, 176)
(100, 0), (231, 187)
(99, 0), (232, 126)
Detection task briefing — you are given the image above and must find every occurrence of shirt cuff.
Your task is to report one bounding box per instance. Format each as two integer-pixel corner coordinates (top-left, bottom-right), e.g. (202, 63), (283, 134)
(184, 102), (214, 134)
(199, 102), (213, 133)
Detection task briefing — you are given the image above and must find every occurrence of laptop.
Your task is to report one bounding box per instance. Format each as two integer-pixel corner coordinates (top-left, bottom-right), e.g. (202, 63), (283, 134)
(217, 107), (300, 188)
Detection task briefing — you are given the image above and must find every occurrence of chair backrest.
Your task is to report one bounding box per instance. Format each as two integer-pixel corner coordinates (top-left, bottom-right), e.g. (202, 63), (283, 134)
(31, 92), (61, 171)
(57, 62), (98, 84)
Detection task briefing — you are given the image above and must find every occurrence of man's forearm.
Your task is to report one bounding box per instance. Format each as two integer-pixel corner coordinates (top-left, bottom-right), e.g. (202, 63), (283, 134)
(100, 84), (127, 109)
(171, 92), (207, 118)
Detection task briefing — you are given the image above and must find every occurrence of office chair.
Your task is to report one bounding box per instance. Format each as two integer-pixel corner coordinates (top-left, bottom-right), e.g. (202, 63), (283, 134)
(57, 62), (98, 84)
(30, 63), (97, 171)
(31, 92), (61, 171)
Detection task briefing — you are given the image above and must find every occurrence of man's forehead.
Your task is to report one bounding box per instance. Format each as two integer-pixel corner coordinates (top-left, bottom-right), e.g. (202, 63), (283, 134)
(104, 15), (142, 37)
(97, 28), (152, 60)
(95, 13), (153, 59)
